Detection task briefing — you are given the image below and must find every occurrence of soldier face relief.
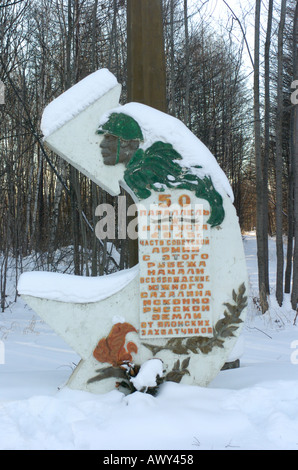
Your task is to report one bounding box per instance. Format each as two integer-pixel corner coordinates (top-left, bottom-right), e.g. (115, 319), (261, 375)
(100, 134), (140, 166)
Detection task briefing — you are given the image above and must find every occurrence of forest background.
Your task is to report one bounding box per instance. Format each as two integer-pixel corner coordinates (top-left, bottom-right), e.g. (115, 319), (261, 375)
(0, 0), (297, 316)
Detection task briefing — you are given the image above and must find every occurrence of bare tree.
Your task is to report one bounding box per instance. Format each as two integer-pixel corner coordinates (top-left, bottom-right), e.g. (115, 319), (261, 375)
(254, 0), (269, 313)
(284, 1), (295, 295)
(292, 0), (298, 311)
(183, 0), (190, 127)
(263, 0), (273, 296)
(275, 0), (287, 306)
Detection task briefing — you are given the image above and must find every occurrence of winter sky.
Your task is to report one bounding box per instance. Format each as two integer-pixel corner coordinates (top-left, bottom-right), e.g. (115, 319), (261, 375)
(189, 0), (258, 77)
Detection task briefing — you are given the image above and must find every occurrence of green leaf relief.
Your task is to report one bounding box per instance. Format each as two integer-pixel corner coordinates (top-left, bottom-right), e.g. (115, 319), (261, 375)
(124, 141), (225, 227)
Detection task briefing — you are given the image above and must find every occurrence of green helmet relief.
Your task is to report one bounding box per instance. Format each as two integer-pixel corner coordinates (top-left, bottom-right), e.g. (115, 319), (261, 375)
(124, 141), (225, 228)
(97, 113), (144, 141)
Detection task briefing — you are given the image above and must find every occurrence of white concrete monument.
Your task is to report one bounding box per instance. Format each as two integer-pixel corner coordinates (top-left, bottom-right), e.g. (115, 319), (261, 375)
(18, 69), (248, 394)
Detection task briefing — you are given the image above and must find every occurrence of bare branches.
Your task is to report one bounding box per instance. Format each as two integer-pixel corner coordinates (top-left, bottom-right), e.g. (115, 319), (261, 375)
(0, 0), (26, 8)
(222, 0), (254, 69)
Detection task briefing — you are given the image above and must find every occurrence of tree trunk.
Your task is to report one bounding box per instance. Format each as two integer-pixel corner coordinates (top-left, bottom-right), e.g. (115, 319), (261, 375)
(108, 0), (118, 72)
(70, 166), (81, 275)
(169, 0), (176, 116)
(263, 0), (273, 295)
(285, 0), (295, 294)
(254, 0), (269, 313)
(291, 1), (298, 310)
(184, 0), (190, 127)
(275, 0), (287, 307)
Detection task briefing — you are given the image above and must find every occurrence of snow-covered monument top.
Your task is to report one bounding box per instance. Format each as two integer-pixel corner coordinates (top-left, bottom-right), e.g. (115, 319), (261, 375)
(18, 69), (248, 394)
(40, 69), (233, 201)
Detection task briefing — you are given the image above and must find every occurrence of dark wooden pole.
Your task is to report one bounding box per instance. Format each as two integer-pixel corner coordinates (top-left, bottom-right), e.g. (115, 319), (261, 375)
(127, 0), (167, 112)
(126, 0), (167, 267)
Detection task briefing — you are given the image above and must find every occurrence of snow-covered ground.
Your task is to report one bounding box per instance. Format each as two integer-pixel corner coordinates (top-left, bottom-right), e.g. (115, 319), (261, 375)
(0, 233), (298, 450)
